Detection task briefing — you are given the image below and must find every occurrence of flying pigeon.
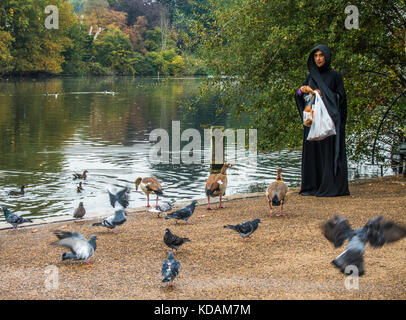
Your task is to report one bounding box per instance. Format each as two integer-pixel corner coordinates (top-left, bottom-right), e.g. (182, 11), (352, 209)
(321, 215), (406, 276)
(148, 199), (176, 218)
(51, 230), (97, 265)
(165, 200), (198, 225)
(73, 202), (86, 220)
(92, 208), (127, 234)
(164, 228), (191, 251)
(1, 206), (33, 230)
(224, 218), (261, 241)
(162, 251), (180, 286)
(108, 187), (129, 209)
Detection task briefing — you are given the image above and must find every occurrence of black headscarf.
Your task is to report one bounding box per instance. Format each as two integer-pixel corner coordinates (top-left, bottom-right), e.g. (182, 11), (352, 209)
(307, 44), (341, 176)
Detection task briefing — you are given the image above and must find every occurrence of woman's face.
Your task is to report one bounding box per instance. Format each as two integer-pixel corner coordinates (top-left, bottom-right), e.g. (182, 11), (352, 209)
(314, 50), (325, 68)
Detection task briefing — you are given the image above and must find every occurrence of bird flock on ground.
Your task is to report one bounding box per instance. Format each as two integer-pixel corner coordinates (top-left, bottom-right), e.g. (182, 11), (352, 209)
(2, 164), (406, 286)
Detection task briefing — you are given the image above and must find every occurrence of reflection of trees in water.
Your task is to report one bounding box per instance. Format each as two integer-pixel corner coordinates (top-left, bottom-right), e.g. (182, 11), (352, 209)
(0, 80), (75, 173)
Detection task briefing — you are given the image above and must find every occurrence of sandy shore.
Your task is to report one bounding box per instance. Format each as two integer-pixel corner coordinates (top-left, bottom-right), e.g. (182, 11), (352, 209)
(1, 175), (405, 300)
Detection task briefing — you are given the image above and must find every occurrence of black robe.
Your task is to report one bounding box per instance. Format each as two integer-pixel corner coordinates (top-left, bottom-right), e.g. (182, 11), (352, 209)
(294, 44), (350, 197)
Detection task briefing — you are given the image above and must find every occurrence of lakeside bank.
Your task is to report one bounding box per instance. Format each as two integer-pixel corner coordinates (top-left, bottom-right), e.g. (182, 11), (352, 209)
(0, 175), (405, 299)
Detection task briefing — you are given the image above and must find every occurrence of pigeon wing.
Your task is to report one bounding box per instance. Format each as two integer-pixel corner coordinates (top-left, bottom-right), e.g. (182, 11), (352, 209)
(52, 231), (92, 259)
(236, 221), (254, 234)
(112, 209), (127, 226)
(162, 259), (180, 281)
(366, 216), (406, 247)
(108, 190), (118, 208)
(116, 188), (129, 208)
(321, 215), (354, 248)
(172, 207), (191, 219)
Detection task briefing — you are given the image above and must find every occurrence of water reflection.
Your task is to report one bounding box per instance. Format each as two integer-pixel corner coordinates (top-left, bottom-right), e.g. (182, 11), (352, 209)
(0, 77), (394, 222)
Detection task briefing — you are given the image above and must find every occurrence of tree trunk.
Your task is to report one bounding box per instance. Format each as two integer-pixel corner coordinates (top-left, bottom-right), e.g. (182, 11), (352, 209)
(160, 4), (169, 51)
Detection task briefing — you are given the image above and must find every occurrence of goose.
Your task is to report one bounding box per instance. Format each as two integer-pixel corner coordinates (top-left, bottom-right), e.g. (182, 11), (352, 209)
(205, 163), (233, 210)
(73, 170), (88, 180)
(77, 182), (84, 193)
(135, 176), (163, 207)
(266, 168), (288, 216)
(8, 185), (30, 196)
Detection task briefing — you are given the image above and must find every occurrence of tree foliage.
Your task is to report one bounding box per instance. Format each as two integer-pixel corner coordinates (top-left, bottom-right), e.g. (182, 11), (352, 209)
(0, 0), (207, 76)
(0, 0), (76, 75)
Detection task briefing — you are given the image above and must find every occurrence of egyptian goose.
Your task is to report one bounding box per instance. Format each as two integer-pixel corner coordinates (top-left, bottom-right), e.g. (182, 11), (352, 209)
(8, 185), (29, 196)
(205, 163), (233, 210)
(266, 167), (288, 216)
(73, 170), (88, 180)
(135, 176), (163, 207)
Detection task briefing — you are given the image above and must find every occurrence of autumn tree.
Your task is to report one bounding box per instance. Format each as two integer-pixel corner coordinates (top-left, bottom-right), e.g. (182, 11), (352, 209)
(0, 0), (77, 75)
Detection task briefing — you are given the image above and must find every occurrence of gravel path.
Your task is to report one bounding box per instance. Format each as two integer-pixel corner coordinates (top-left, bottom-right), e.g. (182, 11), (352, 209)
(1, 175), (405, 300)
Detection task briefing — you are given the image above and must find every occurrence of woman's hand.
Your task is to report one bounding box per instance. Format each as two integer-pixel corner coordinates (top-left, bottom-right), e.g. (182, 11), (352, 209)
(314, 89), (322, 96)
(300, 85), (315, 94)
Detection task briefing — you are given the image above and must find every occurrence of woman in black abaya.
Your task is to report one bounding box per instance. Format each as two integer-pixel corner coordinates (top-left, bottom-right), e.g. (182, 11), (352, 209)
(295, 44), (350, 197)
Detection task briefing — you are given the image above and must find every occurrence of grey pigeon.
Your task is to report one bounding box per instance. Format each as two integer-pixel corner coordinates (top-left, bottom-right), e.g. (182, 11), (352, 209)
(149, 199), (176, 218)
(224, 218), (261, 240)
(73, 202), (86, 220)
(92, 208), (127, 234)
(164, 228), (191, 251)
(51, 230), (97, 265)
(2, 206), (33, 230)
(165, 200), (197, 225)
(108, 187), (129, 209)
(321, 215), (406, 276)
(162, 251), (180, 286)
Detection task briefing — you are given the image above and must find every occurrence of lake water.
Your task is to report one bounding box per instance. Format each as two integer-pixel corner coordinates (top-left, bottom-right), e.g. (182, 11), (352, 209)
(0, 77), (394, 222)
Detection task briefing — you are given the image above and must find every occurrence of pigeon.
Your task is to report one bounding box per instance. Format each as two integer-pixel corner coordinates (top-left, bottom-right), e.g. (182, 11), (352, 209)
(8, 185), (30, 196)
(162, 251), (180, 286)
(73, 170), (88, 180)
(224, 218), (261, 241)
(51, 230), (97, 265)
(164, 228), (191, 251)
(321, 215), (406, 276)
(108, 187), (130, 209)
(73, 202), (86, 220)
(92, 208), (127, 234)
(165, 200), (198, 225)
(1, 206), (33, 230)
(148, 199), (176, 218)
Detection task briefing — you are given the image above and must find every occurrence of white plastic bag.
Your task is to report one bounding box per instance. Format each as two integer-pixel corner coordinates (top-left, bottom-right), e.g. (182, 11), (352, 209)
(306, 92), (336, 141)
(302, 93), (314, 126)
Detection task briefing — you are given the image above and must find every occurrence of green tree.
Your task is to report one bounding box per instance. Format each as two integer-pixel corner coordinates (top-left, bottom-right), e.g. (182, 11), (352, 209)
(0, 0), (77, 75)
(0, 31), (14, 74)
(93, 25), (136, 74)
(62, 22), (94, 75)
